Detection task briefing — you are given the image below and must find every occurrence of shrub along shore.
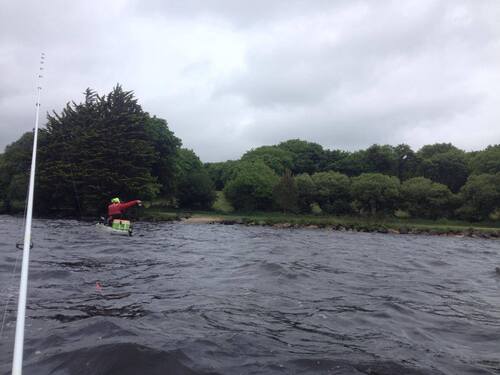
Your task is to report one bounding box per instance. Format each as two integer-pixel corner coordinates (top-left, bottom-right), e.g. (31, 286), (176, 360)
(139, 209), (500, 239)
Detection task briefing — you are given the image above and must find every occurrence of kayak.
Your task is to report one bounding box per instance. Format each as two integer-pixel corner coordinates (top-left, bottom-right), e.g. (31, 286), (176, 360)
(96, 219), (133, 236)
(96, 223), (133, 236)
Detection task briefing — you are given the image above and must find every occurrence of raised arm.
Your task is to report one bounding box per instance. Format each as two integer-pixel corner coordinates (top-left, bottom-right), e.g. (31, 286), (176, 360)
(120, 200), (141, 210)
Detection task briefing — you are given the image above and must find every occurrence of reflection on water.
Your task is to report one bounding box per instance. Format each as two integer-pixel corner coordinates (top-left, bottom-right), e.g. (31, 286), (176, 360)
(0, 215), (499, 374)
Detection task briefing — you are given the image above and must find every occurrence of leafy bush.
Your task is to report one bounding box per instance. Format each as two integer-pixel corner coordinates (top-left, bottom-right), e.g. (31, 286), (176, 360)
(224, 160), (279, 211)
(351, 173), (400, 215)
(468, 145), (500, 175)
(175, 149), (216, 209)
(456, 173), (500, 221)
(273, 169), (298, 213)
(241, 146), (294, 175)
(400, 177), (456, 219)
(311, 171), (351, 214)
(295, 173), (316, 213)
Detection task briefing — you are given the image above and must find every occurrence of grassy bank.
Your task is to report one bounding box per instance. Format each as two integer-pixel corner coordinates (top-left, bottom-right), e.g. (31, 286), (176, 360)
(139, 206), (500, 239)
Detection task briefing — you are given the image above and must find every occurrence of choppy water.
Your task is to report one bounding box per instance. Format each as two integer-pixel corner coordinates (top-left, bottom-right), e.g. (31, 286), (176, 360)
(0, 215), (499, 375)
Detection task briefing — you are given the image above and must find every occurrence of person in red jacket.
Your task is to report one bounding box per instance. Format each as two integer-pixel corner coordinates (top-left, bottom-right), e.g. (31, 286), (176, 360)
(107, 197), (142, 225)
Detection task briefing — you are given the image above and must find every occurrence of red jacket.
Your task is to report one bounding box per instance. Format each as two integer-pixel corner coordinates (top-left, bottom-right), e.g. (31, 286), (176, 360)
(108, 200), (140, 218)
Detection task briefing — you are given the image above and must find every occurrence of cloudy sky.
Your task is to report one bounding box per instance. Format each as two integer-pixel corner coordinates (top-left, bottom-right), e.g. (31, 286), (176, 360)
(1, 0), (499, 161)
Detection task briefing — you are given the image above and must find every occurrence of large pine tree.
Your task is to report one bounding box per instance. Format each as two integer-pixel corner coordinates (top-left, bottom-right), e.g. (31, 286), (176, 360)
(36, 85), (180, 215)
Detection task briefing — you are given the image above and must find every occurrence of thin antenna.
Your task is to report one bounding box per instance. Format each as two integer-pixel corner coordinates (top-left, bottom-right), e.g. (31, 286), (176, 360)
(11, 52), (45, 375)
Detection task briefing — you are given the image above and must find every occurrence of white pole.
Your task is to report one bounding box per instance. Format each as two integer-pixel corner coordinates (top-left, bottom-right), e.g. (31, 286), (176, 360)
(12, 57), (44, 375)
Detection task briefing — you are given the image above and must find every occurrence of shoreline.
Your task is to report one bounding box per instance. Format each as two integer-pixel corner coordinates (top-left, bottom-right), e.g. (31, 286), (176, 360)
(2, 212), (498, 239)
(147, 211), (500, 239)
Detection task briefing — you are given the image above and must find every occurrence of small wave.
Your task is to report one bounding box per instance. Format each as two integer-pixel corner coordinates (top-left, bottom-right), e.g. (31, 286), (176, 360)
(257, 260), (309, 279)
(23, 343), (219, 375)
(42, 259), (105, 271)
(44, 303), (149, 323)
(290, 358), (445, 374)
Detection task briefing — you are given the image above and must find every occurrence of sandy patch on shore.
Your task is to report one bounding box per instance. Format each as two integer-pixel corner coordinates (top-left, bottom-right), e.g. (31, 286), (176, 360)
(182, 216), (223, 224)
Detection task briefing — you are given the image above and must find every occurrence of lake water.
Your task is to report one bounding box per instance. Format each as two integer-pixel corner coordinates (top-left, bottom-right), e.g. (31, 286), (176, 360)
(0, 215), (499, 374)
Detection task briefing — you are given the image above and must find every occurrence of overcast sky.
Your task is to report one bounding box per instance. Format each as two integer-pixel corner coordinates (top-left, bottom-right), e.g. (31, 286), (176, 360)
(1, 0), (499, 161)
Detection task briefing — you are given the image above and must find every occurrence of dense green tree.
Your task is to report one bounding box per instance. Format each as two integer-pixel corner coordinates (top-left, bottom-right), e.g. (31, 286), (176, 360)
(415, 143), (468, 192)
(273, 169), (298, 213)
(400, 177), (456, 219)
(278, 139), (325, 174)
(333, 144), (417, 178)
(175, 148), (216, 209)
(145, 117), (181, 196)
(318, 149), (350, 172)
(334, 145), (408, 177)
(0, 132), (37, 212)
(35, 86), (178, 215)
(394, 144), (419, 181)
(311, 171), (352, 214)
(176, 148), (204, 175)
(417, 143), (462, 159)
(204, 160), (239, 190)
(334, 150), (370, 176)
(241, 146), (294, 175)
(468, 145), (500, 175)
(363, 144), (399, 176)
(204, 162), (226, 190)
(456, 173), (500, 221)
(418, 150), (469, 192)
(351, 173), (400, 215)
(295, 173), (316, 213)
(224, 160), (279, 211)
(176, 172), (216, 210)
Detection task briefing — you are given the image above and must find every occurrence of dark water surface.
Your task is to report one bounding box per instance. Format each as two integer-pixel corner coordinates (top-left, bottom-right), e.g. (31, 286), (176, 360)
(0, 215), (499, 375)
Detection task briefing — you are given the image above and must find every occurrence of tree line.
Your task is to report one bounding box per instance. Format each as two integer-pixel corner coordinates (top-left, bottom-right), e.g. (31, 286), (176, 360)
(0, 86), (499, 221)
(206, 140), (500, 221)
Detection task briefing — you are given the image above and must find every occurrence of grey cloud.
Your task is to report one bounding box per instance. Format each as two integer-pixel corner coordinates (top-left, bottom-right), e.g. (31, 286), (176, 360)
(0, 1), (137, 150)
(1, 0), (499, 161)
(132, 0), (354, 28)
(215, 1), (493, 109)
(238, 89), (482, 153)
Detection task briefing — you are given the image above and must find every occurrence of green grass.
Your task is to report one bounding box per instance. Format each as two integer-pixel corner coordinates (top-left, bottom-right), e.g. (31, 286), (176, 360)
(212, 191), (234, 213)
(139, 192), (499, 236)
(140, 206), (499, 233)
